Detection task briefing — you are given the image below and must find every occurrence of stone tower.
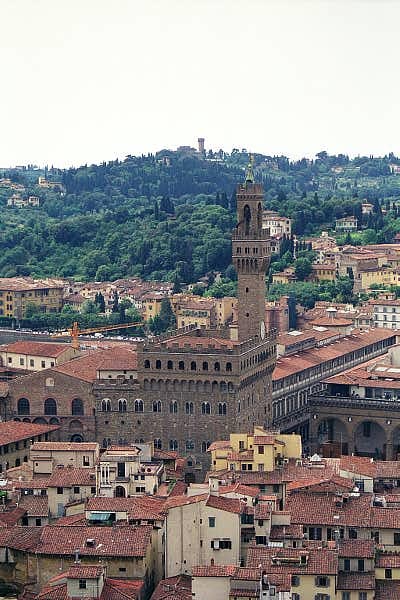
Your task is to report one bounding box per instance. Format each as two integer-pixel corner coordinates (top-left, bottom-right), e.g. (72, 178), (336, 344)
(233, 157), (271, 341)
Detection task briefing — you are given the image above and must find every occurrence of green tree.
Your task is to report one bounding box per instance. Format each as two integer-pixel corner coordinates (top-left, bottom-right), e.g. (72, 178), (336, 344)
(294, 258), (312, 281)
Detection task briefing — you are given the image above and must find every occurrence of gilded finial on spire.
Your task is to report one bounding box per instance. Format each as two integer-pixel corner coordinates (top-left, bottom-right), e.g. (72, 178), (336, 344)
(244, 153), (255, 184)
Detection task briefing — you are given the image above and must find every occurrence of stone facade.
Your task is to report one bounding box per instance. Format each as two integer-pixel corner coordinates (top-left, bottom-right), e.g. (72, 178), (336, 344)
(5, 173), (276, 479)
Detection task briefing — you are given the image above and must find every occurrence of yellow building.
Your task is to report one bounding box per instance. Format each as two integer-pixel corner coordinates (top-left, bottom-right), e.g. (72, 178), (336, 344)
(141, 292), (165, 322)
(272, 268), (297, 285)
(308, 263), (336, 282)
(208, 426), (302, 473)
(0, 277), (64, 319)
(359, 267), (399, 291)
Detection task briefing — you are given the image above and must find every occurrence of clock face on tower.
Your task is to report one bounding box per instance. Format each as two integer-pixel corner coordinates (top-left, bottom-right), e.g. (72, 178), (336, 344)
(260, 320), (266, 340)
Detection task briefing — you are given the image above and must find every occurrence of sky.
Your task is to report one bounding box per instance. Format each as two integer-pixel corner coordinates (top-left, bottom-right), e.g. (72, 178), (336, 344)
(1, 0), (399, 168)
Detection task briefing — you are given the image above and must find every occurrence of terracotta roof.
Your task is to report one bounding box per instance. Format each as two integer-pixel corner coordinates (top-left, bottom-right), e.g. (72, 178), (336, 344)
(192, 565), (237, 577)
(0, 506), (26, 526)
(337, 572), (375, 590)
(0, 277), (64, 291)
(206, 494), (244, 514)
(151, 575), (192, 600)
(14, 479), (50, 490)
(269, 524), (304, 541)
(285, 492), (373, 527)
(218, 483), (260, 498)
(376, 553), (400, 568)
(247, 546), (338, 575)
(0, 526), (43, 551)
(287, 474), (354, 492)
(35, 525), (152, 557)
(375, 461), (400, 479)
(0, 421), (59, 446)
(0, 341), (70, 358)
(168, 481), (188, 497)
(339, 456), (377, 478)
(31, 442), (98, 452)
(47, 467), (96, 487)
(65, 564), (103, 578)
(207, 440), (231, 452)
(52, 513), (87, 526)
(273, 329), (396, 381)
(53, 346), (136, 382)
(310, 317), (353, 327)
(163, 494), (208, 510)
(254, 503), (272, 520)
(338, 539), (375, 558)
(253, 435), (282, 445)
(86, 496), (165, 521)
(376, 580), (400, 600)
(19, 495), (48, 517)
(36, 576), (144, 600)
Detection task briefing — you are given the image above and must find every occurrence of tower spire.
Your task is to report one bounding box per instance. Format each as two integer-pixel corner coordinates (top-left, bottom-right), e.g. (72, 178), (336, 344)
(244, 154), (255, 184)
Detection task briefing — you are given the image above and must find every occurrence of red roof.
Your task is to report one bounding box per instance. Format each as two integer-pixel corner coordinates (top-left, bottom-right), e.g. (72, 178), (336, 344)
(285, 492), (372, 527)
(31, 442), (98, 452)
(151, 575), (192, 600)
(206, 494), (244, 514)
(65, 564), (103, 578)
(47, 467), (96, 487)
(53, 346), (137, 382)
(36, 576), (144, 600)
(19, 495), (48, 517)
(0, 341), (70, 358)
(35, 525), (152, 557)
(247, 546), (338, 575)
(0, 421), (59, 445)
(86, 496), (166, 521)
(337, 572), (375, 590)
(376, 553), (400, 568)
(376, 580), (400, 600)
(338, 539), (375, 558)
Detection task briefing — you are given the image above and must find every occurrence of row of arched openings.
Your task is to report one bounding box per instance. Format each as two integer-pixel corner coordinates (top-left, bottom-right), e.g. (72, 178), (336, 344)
(144, 359), (232, 372)
(17, 398), (84, 416)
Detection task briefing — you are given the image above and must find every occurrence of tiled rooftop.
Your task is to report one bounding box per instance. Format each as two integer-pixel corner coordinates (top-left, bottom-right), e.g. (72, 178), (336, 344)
(0, 421), (59, 446)
(0, 341), (70, 358)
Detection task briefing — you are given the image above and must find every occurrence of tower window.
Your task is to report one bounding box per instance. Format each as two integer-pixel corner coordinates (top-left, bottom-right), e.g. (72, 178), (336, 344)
(178, 361), (184, 370)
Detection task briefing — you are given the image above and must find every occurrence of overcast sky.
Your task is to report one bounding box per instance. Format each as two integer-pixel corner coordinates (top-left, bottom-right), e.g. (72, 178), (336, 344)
(1, 0), (399, 168)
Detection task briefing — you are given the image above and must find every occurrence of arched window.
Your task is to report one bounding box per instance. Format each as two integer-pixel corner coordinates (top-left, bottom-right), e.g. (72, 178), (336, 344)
(156, 360), (161, 369)
(214, 362), (220, 372)
(17, 398), (30, 415)
(44, 398), (57, 415)
(167, 360), (173, 370)
(135, 399), (144, 413)
(102, 438), (111, 448)
(201, 402), (211, 415)
(169, 440), (178, 450)
(178, 361), (184, 370)
(185, 402), (193, 415)
(45, 377), (54, 387)
(190, 361), (197, 371)
(170, 401), (178, 413)
(201, 441), (211, 452)
(101, 399), (111, 412)
(218, 402), (227, 415)
(202, 361), (208, 371)
(220, 382), (227, 392)
(144, 360), (150, 368)
(153, 401), (162, 413)
(185, 440), (195, 451)
(118, 399), (127, 413)
(226, 362), (232, 372)
(72, 398), (84, 416)
(154, 438), (162, 449)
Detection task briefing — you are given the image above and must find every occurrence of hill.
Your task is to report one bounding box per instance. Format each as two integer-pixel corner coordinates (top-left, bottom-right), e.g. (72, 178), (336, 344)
(1, 149), (400, 283)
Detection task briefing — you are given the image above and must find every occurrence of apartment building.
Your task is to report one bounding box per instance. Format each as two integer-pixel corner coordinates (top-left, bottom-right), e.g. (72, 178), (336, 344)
(0, 341), (79, 371)
(0, 277), (64, 318)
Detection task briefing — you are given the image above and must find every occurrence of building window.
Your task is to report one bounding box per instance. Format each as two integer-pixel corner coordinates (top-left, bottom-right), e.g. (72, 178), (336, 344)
(315, 576), (329, 587)
(201, 441), (210, 452)
(258, 445), (264, 454)
(202, 361), (208, 371)
(359, 593), (367, 600)
(17, 398), (30, 415)
(29, 359), (34, 367)
(201, 402), (211, 415)
(156, 360), (161, 369)
(134, 399), (144, 413)
(349, 528), (358, 539)
(72, 398), (84, 415)
(226, 362), (232, 372)
(185, 402), (193, 415)
(44, 398), (57, 415)
(79, 580), (87, 590)
(153, 401), (162, 413)
(154, 438), (162, 449)
(83, 456), (90, 466)
(57, 487), (63, 495)
(102, 399), (111, 412)
(118, 399), (127, 412)
(186, 440), (194, 450)
(214, 362), (220, 372)
(209, 517), (215, 527)
(218, 402), (227, 415)
(144, 360), (150, 368)
(344, 559), (350, 571)
(73, 486), (80, 494)
(190, 361), (196, 371)
(170, 401), (178, 413)
(342, 594), (350, 600)
(385, 569), (392, 579)
(291, 575), (300, 587)
(169, 440), (178, 450)
(178, 361), (184, 370)
(167, 360), (173, 369)
(41, 361), (46, 368)
(358, 559), (364, 572)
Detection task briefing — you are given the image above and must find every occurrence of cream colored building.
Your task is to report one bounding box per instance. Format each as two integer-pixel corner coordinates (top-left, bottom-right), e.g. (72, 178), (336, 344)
(164, 493), (242, 577)
(208, 426), (302, 473)
(0, 340), (80, 371)
(97, 444), (165, 497)
(0, 277), (64, 318)
(262, 211), (292, 237)
(30, 441), (100, 475)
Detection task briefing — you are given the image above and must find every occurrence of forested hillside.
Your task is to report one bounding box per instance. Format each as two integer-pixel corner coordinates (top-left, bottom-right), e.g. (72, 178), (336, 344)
(1, 149), (400, 283)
